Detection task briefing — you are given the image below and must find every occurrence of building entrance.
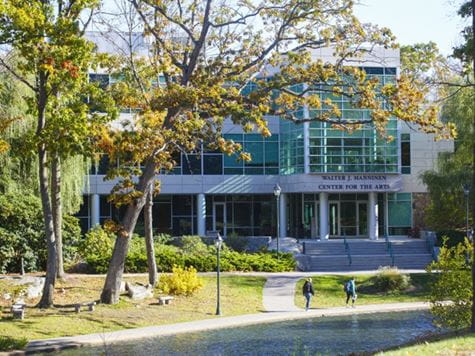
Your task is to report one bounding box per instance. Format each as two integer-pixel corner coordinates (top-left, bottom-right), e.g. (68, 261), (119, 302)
(330, 200), (368, 238)
(213, 202), (227, 237)
(303, 202), (319, 238)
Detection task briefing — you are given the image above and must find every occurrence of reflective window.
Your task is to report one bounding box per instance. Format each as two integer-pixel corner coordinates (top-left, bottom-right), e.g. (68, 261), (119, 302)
(401, 134), (411, 174)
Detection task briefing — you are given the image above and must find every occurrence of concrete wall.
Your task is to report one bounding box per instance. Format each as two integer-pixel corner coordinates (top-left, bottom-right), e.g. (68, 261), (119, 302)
(400, 124), (453, 193)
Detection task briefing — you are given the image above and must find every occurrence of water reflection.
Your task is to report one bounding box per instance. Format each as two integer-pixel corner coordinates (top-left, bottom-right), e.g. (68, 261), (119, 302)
(52, 311), (441, 356)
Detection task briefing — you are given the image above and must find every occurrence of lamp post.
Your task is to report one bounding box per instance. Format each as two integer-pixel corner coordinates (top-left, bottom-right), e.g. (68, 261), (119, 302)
(464, 184), (470, 239)
(215, 233), (223, 316)
(274, 183), (282, 254)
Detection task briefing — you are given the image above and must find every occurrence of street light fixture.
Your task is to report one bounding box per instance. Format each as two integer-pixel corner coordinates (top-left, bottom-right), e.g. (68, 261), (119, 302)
(273, 183), (282, 254)
(464, 184), (470, 239)
(214, 233), (223, 316)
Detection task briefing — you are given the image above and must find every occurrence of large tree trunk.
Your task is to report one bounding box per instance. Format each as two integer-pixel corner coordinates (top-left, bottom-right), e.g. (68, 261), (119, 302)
(144, 187), (158, 287)
(52, 154), (65, 279)
(37, 71), (57, 309)
(471, 0), (475, 332)
(100, 160), (157, 304)
(38, 146), (57, 308)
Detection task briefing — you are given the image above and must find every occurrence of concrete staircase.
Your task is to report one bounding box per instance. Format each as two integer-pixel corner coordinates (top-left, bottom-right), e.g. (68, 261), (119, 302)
(297, 239), (433, 272)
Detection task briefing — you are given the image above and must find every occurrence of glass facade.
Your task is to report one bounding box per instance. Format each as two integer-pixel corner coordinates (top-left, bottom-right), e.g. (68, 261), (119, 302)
(280, 119), (305, 174)
(401, 133), (411, 174)
(205, 195), (276, 236)
(79, 67), (419, 238)
(279, 67), (399, 175)
(388, 193), (412, 235)
(308, 120), (398, 173)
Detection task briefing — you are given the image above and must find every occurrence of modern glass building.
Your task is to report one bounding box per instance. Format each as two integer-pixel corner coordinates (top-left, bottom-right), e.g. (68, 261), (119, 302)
(78, 44), (453, 240)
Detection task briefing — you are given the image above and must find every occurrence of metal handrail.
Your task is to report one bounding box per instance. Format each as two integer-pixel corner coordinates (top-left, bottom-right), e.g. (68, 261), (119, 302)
(388, 242), (395, 266)
(384, 233), (390, 251)
(346, 244), (352, 266)
(343, 233), (352, 265)
(426, 233), (437, 261)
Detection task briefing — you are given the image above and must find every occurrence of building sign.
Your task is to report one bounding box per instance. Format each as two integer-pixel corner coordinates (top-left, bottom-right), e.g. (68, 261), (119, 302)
(315, 175), (402, 192)
(280, 174), (403, 193)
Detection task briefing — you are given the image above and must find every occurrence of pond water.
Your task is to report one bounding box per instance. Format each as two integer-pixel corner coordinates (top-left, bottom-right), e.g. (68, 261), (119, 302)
(53, 311), (441, 355)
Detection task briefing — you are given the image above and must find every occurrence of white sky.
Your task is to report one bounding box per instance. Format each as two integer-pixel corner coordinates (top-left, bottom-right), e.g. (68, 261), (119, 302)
(354, 0), (466, 56)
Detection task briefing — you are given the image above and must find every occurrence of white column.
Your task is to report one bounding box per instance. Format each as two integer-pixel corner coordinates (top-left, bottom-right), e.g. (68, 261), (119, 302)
(197, 193), (206, 236)
(90, 194), (100, 228)
(319, 192), (329, 240)
(279, 193), (287, 238)
(369, 192), (379, 240)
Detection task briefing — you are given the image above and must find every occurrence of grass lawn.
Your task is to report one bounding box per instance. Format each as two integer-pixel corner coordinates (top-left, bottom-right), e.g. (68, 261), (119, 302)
(294, 273), (433, 309)
(377, 331), (475, 355)
(0, 274), (265, 350)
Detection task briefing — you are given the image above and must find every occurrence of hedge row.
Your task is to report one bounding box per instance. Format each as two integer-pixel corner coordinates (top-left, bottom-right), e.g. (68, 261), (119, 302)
(80, 227), (296, 273)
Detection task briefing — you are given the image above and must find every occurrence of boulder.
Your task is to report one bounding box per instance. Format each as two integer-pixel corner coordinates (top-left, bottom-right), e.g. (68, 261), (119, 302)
(125, 282), (154, 301)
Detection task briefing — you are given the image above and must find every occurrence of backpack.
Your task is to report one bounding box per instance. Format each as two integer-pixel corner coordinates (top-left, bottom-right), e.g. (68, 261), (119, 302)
(343, 281), (350, 292)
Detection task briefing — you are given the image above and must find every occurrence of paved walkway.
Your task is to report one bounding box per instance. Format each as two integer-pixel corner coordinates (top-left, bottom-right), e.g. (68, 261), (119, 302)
(263, 276), (301, 312)
(25, 302), (430, 354)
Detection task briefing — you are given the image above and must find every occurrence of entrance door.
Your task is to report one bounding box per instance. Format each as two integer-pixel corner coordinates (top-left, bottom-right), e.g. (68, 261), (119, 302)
(329, 202), (339, 237)
(357, 202), (368, 236)
(213, 202), (226, 236)
(303, 202), (319, 238)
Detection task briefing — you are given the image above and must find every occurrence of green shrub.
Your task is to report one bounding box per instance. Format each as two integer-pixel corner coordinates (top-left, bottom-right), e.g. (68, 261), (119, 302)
(155, 233), (172, 245)
(427, 238), (472, 329)
(78, 226), (115, 273)
(371, 267), (411, 292)
(174, 235), (210, 255)
(80, 231), (296, 273)
(125, 235), (149, 273)
(159, 266), (203, 296)
(62, 215), (83, 263)
(221, 250), (296, 272)
(0, 193), (81, 272)
(155, 244), (185, 271)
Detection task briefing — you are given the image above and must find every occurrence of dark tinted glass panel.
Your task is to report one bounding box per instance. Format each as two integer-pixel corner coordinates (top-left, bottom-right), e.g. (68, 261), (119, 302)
(204, 155), (223, 174)
(154, 202), (172, 230)
(77, 196), (89, 216)
(173, 217), (192, 235)
(78, 217), (89, 234)
(97, 155), (110, 174)
(327, 138), (341, 146)
(363, 67), (384, 74)
(245, 167), (264, 175)
(234, 203), (252, 226)
(89, 74), (109, 88)
(172, 195), (192, 215)
(224, 167), (243, 175)
(401, 142), (411, 166)
(100, 195), (111, 217)
(224, 153), (242, 168)
(265, 142), (279, 166)
(244, 142), (263, 166)
(182, 154), (202, 174)
(385, 68), (397, 75)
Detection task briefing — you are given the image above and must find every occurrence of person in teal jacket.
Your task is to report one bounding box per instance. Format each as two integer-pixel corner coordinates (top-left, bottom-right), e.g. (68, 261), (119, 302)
(345, 277), (357, 308)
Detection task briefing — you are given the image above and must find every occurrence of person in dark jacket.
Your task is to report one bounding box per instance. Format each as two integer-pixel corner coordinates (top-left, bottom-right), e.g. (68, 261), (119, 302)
(302, 278), (314, 311)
